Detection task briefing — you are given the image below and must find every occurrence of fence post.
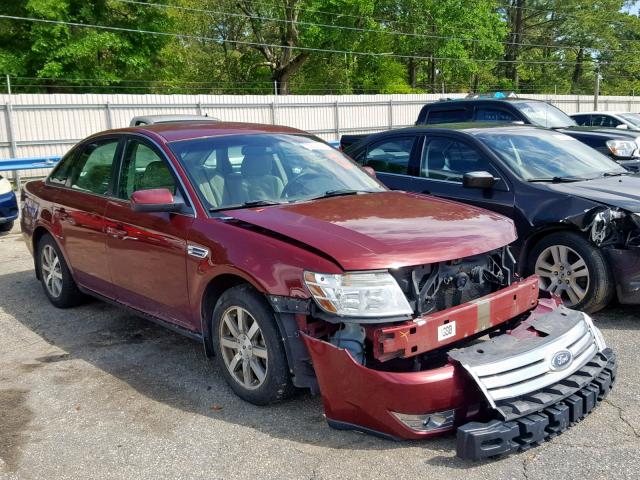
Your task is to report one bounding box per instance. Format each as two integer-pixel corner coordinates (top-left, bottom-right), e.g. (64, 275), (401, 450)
(388, 99), (393, 128)
(105, 102), (113, 129)
(5, 75), (20, 190)
(196, 102), (203, 116)
(334, 100), (340, 140)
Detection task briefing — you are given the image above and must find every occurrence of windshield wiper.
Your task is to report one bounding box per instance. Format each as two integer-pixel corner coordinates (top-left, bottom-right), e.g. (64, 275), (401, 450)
(526, 176), (586, 183)
(602, 171), (631, 177)
(209, 200), (283, 212)
(310, 189), (373, 200)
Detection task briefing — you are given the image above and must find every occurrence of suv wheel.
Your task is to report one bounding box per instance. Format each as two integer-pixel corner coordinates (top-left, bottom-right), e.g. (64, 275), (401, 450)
(37, 234), (84, 308)
(529, 232), (613, 313)
(211, 284), (294, 405)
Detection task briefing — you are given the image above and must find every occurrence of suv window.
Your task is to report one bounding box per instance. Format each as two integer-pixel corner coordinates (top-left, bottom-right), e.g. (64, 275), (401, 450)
(475, 107), (517, 122)
(572, 114), (591, 126)
(69, 140), (118, 195)
(119, 140), (176, 199)
(421, 138), (494, 182)
(426, 109), (469, 124)
(364, 137), (415, 174)
(592, 115), (621, 128)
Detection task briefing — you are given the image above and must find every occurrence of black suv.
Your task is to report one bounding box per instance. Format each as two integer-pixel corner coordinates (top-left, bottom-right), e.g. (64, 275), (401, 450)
(415, 97), (640, 170)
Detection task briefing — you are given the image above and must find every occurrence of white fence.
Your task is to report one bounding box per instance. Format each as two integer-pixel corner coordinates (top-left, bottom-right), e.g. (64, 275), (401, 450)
(2, 92), (640, 179)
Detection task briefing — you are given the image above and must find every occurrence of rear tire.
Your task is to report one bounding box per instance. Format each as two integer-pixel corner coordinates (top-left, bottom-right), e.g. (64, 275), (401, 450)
(211, 284), (294, 405)
(37, 234), (85, 308)
(528, 231), (613, 313)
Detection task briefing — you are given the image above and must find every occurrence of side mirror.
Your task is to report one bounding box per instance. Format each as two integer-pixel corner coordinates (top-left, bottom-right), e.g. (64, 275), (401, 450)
(463, 171), (497, 189)
(363, 166), (376, 178)
(616, 124), (629, 130)
(130, 188), (183, 213)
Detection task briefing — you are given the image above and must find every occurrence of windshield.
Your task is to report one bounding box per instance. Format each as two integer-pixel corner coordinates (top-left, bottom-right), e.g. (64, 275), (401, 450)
(619, 113), (640, 127)
(513, 102), (576, 128)
(476, 129), (627, 181)
(168, 133), (384, 211)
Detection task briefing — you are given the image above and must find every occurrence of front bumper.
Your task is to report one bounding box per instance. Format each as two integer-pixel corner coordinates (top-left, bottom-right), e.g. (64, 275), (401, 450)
(303, 301), (615, 460)
(457, 348), (616, 460)
(604, 247), (640, 304)
(0, 190), (18, 224)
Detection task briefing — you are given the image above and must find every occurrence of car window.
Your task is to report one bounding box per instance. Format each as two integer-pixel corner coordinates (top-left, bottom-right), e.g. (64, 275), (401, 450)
(69, 140), (118, 195)
(572, 115), (591, 126)
(48, 150), (77, 186)
(421, 138), (494, 182)
(592, 115), (621, 128)
(475, 108), (517, 122)
(118, 140), (177, 199)
(425, 109), (469, 124)
(364, 137), (414, 174)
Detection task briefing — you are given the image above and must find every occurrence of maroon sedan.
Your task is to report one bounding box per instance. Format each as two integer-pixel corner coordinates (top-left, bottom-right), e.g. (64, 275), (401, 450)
(21, 122), (615, 460)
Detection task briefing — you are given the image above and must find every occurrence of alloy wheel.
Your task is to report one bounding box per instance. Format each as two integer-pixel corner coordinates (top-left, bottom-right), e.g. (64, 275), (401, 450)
(534, 244), (590, 306)
(41, 244), (63, 298)
(218, 306), (269, 390)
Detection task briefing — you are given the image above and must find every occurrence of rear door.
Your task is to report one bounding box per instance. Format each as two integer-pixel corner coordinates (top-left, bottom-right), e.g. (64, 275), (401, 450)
(359, 135), (420, 190)
(104, 136), (194, 328)
(412, 134), (515, 217)
(54, 137), (121, 296)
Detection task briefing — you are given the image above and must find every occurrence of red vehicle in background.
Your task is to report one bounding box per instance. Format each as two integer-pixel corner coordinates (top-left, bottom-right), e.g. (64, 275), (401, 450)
(21, 122), (616, 460)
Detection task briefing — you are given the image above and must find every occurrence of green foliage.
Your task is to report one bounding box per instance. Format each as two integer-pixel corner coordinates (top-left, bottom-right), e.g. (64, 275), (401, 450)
(1, 0), (640, 95)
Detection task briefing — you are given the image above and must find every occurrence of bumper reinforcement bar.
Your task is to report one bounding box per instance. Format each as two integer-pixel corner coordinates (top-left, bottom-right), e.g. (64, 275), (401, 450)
(456, 348), (616, 461)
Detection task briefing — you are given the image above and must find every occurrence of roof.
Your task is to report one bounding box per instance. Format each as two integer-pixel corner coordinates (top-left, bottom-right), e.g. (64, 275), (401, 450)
(373, 122), (543, 134)
(116, 121), (308, 142)
(569, 111), (635, 116)
(431, 97), (536, 105)
(129, 114), (220, 126)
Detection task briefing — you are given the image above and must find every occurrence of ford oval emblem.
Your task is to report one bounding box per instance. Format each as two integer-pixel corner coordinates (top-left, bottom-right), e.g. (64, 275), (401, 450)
(550, 350), (573, 371)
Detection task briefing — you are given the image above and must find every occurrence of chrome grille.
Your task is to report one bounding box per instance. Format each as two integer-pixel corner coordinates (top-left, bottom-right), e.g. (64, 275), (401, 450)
(449, 308), (604, 409)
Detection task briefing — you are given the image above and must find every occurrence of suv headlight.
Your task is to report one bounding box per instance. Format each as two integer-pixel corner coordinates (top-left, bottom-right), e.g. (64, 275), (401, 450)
(0, 176), (12, 195)
(303, 271), (413, 318)
(606, 139), (636, 158)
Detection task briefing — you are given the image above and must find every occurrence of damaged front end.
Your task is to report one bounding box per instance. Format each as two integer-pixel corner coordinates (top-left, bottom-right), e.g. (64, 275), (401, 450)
(286, 247), (616, 460)
(577, 206), (640, 303)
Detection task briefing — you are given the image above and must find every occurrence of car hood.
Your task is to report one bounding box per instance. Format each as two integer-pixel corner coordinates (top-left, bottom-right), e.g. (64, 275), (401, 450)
(222, 191), (516, 270)
(545, 175), (640, 212)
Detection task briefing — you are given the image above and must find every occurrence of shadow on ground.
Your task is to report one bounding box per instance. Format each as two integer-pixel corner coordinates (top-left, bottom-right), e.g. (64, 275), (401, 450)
(1, 266), (459, 457)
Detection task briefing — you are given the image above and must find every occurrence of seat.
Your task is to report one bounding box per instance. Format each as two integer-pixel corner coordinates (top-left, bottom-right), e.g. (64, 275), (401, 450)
(139, 161), (176, 192)
(240, 147), (284, 202)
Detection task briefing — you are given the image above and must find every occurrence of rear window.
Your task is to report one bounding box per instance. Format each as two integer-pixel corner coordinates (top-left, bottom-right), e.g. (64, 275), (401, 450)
(425, 109), (469, 124)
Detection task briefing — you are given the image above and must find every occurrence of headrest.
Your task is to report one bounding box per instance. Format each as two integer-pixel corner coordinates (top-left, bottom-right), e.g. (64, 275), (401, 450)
(428, 150), (446, 170)
(141, 161), (174, 189)
(241, 147), (274, 176)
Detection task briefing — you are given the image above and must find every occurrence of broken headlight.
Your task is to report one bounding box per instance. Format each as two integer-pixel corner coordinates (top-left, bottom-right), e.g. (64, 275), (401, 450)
(606, 139), (637, 158)
(303, 271), (413, 318)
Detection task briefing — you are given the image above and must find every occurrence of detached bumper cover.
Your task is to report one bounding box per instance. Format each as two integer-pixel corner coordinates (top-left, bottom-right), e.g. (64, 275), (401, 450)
(604, 247), (640, 304)
(456, 348), (616, 460)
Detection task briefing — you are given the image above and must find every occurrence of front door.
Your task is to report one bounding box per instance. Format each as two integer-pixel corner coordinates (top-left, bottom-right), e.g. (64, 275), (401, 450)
(55, 138), (120, 296)
(412, 135), (515, 218)
(104, 137), (194, 328)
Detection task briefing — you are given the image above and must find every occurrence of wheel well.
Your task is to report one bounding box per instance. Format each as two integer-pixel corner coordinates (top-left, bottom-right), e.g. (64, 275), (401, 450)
(200, 274), (250, 356)
(519, 225), (584, 272)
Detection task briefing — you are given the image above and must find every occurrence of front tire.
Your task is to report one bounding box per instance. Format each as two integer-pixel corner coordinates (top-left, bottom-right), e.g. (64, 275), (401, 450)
(528, 231), (613, 313)
(211, 284), (294, 405)
(0, 220), (14, 233)
(37, 234), (84, 308)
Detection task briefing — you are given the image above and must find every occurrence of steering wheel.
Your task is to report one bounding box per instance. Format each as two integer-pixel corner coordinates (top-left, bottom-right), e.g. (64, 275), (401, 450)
(281, 171), (335, 199)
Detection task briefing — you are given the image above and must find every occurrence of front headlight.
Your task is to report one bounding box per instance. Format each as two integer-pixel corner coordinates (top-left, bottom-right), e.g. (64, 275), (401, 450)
(303, 271), (413, 318)
(606, 139), (636, 158)
(0, 176), (12, 195)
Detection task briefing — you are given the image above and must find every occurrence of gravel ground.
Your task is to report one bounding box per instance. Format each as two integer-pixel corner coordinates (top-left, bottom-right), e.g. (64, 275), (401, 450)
(1, 223), (639, 480)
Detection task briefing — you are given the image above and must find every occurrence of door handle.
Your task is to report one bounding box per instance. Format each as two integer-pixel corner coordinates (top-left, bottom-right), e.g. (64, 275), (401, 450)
(106, 226), (127, 239)
(57, 208), (69, 221)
